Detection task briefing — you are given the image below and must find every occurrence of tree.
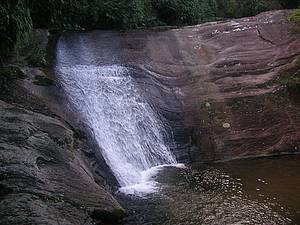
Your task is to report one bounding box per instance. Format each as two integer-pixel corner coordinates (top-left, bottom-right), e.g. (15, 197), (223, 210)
(278, 0), (300, 9)
(0, 0), (32, 60)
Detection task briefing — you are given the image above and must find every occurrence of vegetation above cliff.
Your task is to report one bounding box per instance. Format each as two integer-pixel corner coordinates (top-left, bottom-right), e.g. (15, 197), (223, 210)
(0, 0), (299, 62)
(288, 6), (300, 34)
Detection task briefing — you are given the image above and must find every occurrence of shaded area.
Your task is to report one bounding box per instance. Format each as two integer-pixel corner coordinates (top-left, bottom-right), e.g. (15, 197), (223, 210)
(119, 155), (300, 225)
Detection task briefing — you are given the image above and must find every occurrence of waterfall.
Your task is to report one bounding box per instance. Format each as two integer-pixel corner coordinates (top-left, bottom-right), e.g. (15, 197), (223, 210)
(55, 34), (181, 195)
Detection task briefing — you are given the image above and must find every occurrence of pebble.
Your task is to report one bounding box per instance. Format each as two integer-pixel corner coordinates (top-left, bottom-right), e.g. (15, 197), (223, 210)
(223, 123), (231, 128)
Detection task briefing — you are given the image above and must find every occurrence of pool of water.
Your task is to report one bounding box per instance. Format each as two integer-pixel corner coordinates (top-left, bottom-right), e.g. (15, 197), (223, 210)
(118, 155), (300, 225)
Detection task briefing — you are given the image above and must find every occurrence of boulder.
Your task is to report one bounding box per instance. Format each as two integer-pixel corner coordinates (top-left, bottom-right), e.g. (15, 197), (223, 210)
(0, 99), (125, 225)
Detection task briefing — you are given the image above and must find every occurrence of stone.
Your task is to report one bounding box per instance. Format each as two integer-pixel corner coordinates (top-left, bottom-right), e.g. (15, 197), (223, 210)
(205, 102), (211, 108)
(222, 123), (231, 129)
(0, 100), (123, 225)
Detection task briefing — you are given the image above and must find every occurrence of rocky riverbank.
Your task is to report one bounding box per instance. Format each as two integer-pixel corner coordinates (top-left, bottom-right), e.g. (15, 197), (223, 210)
(0, 32), (125, 225)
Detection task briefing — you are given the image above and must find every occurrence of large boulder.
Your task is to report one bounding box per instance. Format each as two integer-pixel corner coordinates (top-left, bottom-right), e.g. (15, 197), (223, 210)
(0, 98), (125, 225)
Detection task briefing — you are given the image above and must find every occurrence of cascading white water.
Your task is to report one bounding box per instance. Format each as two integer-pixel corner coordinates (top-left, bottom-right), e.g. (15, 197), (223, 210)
(55, 36), (181, 195)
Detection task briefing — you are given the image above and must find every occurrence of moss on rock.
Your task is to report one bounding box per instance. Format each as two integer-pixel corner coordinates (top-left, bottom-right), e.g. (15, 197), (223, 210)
(27, 47), (47, 67)
(276, 57), (300, 94)
(288, 9), (300, 32)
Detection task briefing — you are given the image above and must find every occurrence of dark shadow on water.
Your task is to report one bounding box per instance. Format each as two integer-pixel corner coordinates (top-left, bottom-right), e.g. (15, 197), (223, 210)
(117, 155), (300, 225)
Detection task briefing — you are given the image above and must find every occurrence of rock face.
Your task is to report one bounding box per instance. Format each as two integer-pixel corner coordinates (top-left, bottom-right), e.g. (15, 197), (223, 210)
(140, 10), (300, 162)
(72, 10), (300, 162)
(0, 100), (122, 225)
(0, 56), (124, 224)
(175, 10), (300, 162)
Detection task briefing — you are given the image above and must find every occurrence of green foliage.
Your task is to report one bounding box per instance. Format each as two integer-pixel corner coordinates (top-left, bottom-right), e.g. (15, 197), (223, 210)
(151, 0), (217, 26)
(215, 0), (281, 18)
(288, 9), (300, 24)
(123, 0), (145, 28)
(0, 5), (11, 55)
(29, 0), (86, 29)
(280, 75), (300, 93)
(288, 8), (300, 33)
(238, 0), (265, 17)
(27, 47), (47, 67)
(277, 58), (300, 94)
(30, 0), (146, 29)
(0, 1), (32, 61)
(30, 0), (89, 29)
(296, 58), (300, 68)
(278, 0), (300, 9)
(11, 2), (32, 48)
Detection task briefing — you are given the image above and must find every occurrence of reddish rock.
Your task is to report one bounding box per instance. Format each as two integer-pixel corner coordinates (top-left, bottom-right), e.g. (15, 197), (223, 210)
(99, 10), (300, 162)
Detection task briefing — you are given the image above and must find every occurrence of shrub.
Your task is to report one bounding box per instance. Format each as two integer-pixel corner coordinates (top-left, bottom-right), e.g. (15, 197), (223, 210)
(278, 0), (300, 9)
(216, 0), (281, 18)
(288, 8), (300, 33)
(0, 6), (11, 57)
(0, 1), (32, 62)
(122, 0), (145, 28)
(29, 0), (88, 29)
(27, 47), (47, 67)
(151, 0), (217, 26)
(30, 0), (145, 29)
(288, 9), (300, 24)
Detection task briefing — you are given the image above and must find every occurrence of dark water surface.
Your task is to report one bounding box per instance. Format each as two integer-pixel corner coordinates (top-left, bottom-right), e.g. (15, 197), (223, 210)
(211, 155), (300, 224)
(118, 155), (300, 225)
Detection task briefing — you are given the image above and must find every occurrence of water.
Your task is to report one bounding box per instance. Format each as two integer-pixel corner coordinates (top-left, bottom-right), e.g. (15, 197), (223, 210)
(119, 155), (300, 225)
(55, 36), (179, 195)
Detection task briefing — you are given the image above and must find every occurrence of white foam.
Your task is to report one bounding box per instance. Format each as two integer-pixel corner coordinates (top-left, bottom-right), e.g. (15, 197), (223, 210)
(56, 37), (185, 198)
(119, 163), (185, 197)
(56, 37), (181, 196)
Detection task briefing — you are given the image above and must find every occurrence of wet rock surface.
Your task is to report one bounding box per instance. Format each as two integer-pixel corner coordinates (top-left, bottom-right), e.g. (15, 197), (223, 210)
(0, 62), (124, 224)
(0, 100), (123, 225)
(80, 10), (300, 162)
